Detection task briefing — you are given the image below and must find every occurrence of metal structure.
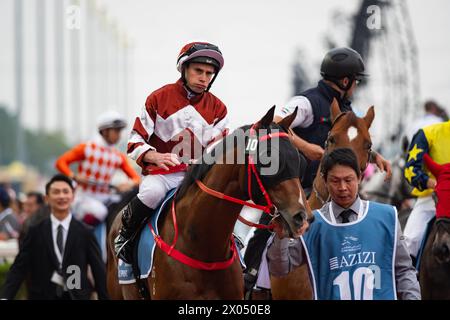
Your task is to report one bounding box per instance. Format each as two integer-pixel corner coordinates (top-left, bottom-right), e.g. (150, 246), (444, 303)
(14, 0), (26, 164)
(351, 0), (421, 156)
(292, 0), (420, 156)
(10, 0), (133, 145)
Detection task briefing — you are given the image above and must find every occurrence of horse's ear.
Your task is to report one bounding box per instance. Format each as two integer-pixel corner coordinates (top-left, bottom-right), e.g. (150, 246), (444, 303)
(278, 107), (298, 130)
(256, 105), (276, 128)
(424, 153), (443, 178)
(363, 106), (375, 129)
(330, 98), (341, 122)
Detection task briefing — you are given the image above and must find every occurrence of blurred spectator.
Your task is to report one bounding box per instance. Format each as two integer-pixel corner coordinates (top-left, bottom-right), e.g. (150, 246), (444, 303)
(437, 105), (449, 121)
(23, 192), (45, 219)
(0, 187), (21, 241)
(1, 174), (108, 300)
(407, 100), (447, 142)
(19, 192), (49, 248)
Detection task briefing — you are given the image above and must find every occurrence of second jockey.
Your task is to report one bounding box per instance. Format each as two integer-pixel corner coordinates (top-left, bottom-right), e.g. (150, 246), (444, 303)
(55, 111), (141, 226)
(114, 41), (230, 263)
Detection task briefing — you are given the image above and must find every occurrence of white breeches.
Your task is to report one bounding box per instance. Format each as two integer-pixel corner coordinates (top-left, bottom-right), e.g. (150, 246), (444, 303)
(403, 195), (436, 258)
(73, 190), (109, 223)
(137, 172), (186, 209)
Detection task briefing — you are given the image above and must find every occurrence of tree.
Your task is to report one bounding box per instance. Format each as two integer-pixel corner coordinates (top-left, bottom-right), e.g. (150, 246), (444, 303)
(0, 105), (69, 174)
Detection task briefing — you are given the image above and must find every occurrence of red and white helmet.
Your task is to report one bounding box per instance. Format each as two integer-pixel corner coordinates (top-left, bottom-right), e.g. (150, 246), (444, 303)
(176, 42), (224, 73)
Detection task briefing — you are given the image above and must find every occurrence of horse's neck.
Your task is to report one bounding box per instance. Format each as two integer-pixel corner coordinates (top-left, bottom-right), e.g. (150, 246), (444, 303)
(176, 164), (245, 259)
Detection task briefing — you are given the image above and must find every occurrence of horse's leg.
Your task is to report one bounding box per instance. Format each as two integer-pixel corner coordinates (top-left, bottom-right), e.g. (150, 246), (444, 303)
(419, 227), (438, 300)
(270, 264), (313, 300)
(121, 284), (141, 300)
(107, 206), (150, 300)
(106, 213), (124, 299)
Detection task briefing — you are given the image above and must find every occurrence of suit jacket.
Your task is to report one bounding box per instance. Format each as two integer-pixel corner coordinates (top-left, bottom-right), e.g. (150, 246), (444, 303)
(1, 216), (109, 300)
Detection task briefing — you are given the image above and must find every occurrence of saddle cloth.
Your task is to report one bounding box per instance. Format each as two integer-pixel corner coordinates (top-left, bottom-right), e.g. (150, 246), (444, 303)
(118, 189), (245, 284)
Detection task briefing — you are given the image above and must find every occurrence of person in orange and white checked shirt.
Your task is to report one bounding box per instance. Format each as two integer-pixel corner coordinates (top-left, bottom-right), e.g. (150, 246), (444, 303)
(55, 111), (140, 226)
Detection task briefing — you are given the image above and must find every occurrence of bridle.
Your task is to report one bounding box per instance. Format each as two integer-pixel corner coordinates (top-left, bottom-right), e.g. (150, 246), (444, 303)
(148, 124), (291, 270)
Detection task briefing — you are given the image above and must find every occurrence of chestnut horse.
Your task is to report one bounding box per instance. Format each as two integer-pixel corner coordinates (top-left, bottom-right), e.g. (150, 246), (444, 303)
(419, 154), (450, 299)
(270, 99), (375, 299)
(107, 107), (312, 299)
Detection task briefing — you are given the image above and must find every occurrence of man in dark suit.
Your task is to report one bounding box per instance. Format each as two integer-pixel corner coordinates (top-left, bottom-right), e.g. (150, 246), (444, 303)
(1, 174), (109, 300)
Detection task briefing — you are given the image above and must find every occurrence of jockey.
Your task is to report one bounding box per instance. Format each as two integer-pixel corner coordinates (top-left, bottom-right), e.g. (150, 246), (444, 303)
(267, 148), (420, 300)
(275, 47), (391, 190)
(406, 100), (447, 143)
(55, 111), (140, 226)
(403, 119), (450, 263)
(114, 41), (229, 264)
(243, 47), (392, 296)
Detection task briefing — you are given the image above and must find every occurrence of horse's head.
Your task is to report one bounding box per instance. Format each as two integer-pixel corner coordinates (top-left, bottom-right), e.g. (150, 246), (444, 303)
(325, 98), (374, 173)
(247, 106), (312, 238)
(424, 154), (450, 264)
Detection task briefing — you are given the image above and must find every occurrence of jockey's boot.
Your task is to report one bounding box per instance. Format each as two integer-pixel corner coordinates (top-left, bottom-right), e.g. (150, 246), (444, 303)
(114, 196), (152, 264)
(243, 213), (273, 299)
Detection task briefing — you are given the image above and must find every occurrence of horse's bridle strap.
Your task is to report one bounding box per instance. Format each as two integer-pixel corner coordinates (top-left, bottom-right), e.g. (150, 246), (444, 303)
(237, 215), (274, 229)
(149, 226), (237, 271)
(196, 180), (273, 213)
(148, 196), (238, 271)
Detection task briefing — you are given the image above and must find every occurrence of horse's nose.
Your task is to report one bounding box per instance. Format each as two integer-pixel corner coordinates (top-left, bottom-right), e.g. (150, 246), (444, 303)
(433, 243), (450, 263)
(293, 209), (316, 229)
(292, 210), (306, 230)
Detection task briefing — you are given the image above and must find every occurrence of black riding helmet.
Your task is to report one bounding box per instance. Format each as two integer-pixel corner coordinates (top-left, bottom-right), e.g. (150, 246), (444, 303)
(320, 47), (368, 91)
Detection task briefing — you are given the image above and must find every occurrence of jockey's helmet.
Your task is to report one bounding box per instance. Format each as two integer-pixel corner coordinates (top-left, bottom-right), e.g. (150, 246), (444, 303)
(176, 42), (224, 73)
(320, 47), (368, 80)
(97, 110), (127, 131)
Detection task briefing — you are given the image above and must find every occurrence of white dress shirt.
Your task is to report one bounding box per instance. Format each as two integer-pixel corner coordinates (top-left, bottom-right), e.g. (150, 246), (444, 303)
(50, 213), (72, 266)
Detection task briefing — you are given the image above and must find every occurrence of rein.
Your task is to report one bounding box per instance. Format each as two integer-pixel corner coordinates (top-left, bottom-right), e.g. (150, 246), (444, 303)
(148, 126), (290, 270)
(196, 128), (290, 229)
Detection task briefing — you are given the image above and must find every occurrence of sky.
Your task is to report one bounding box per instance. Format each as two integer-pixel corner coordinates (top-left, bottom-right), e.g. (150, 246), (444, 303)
(0, 0), (449, 145)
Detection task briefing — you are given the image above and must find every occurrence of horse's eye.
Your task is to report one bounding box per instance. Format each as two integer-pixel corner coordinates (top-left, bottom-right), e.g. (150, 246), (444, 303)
(328, 136), (336, 144)
(366, 142), (372, 150)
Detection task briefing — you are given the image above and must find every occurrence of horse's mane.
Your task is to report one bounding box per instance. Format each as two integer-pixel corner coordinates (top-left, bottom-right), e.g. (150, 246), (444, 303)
(176, 124), (252, 199)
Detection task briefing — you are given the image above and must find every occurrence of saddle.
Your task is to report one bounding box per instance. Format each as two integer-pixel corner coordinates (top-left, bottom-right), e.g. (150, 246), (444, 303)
(415, 217), (436, 270)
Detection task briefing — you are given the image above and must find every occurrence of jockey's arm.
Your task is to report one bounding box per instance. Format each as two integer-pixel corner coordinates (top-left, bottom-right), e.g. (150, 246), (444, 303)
(55, 143), (86, 179)
(369, 150), (392, 180)
(274, 97), (324, 161)
(404, 129), (432, 191)
(274, 115), (324, 161)
(127, 100), (181, 171)
(266, 235), (304, 277)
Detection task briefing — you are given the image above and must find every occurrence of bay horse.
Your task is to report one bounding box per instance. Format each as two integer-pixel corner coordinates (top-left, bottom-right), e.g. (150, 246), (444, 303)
(419, 154), (450, 299)
(270, 98), (375, 299)
(107, 107), (312, 299)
